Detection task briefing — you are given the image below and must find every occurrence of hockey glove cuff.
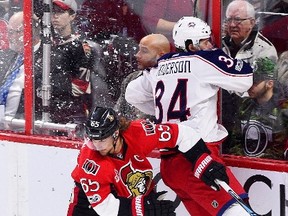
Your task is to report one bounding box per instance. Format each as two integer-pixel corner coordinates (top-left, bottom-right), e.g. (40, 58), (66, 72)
(183, 138), (210, 165)
(131, 192), (176, 216)
(193, 153), (229, 191)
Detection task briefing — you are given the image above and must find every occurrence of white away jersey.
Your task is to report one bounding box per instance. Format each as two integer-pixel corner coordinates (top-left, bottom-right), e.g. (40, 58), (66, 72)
(125, 49), (253, 142)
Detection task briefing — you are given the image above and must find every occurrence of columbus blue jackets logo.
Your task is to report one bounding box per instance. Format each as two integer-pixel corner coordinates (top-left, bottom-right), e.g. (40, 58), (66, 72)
(188, 22), (196, 28)
(82, 159), (100, 175)
(120, 162), (153, 196)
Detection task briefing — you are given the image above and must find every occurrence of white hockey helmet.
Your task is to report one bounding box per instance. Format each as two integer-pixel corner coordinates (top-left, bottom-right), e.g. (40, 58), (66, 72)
(173, 16), (211, 50)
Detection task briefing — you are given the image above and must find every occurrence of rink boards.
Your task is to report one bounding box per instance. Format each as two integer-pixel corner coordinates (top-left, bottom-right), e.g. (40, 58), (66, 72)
(0, 140), (287, 216)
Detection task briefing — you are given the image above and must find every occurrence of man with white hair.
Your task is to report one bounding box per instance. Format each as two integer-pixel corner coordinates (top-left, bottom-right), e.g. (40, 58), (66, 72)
(222, 0), (277, 64)
(221, 0), (278, 152)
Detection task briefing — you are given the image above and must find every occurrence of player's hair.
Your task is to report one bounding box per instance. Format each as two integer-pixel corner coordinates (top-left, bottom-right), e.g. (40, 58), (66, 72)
(174, 39), (193, 52)
(185, 39), (193, 51)
(118, 116), (131, 133)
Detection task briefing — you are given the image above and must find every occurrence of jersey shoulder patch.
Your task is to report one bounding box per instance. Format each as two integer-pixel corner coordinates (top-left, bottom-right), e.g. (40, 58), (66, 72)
(79, 146), (114, 177)
(125, 120), (156, 136)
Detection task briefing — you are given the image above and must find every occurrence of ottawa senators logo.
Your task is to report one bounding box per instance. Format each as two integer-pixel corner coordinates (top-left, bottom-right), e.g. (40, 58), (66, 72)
(120, 162), (153, 196)
(188, 21), (196, 28)
(82, 159), (100, 175)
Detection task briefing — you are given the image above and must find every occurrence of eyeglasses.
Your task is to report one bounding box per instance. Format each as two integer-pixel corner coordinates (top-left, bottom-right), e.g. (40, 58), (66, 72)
(225, 17), (251, 25)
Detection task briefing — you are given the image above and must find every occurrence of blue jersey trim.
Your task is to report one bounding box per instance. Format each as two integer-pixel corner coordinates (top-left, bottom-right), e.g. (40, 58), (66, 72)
(216, 192), (249, 216)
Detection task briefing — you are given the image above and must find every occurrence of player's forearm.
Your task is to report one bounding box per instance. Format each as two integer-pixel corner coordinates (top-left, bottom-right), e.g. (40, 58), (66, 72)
(156, 19), (176, 35)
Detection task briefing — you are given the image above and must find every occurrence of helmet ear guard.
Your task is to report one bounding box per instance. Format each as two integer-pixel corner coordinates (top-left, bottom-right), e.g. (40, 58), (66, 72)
(85, 107), (119, 140)
(173, 16), (211, 50)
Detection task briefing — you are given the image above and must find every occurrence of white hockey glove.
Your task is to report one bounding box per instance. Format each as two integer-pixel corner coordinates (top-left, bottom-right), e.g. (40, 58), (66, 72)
(183, 139), (229, 191)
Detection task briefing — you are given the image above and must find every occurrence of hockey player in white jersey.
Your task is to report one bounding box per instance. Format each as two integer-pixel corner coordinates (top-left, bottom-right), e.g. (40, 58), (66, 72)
(125, 17), (254, 215)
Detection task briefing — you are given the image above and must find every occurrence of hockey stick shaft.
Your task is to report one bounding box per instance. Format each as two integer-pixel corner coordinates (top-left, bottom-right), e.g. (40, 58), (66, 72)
(215, 179), (258, 216)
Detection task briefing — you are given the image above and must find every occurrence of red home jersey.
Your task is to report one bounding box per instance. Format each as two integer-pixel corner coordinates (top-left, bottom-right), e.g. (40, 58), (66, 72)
(70, 120), (199, 214)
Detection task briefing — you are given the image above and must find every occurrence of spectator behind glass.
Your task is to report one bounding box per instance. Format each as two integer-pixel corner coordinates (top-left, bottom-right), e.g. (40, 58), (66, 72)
(114, 33), (170, 120)
(221, 0), (279, 152)
(229, 57), (288, 160)
(0, 12), (43, 124)
(277, 50), (288, 95)
(0, 19), (18, 83)
(50, 0), (111, 127)
(0, 11), (24, 122)
(0, 0), (9, 50)
(222, 0), (278, 64)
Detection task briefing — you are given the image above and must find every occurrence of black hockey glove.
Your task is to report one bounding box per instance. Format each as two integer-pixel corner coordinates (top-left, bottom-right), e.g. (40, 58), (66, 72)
(193, 153), (229, 191)
(131, 191), (176, 216)
(183, 139), (229, 191)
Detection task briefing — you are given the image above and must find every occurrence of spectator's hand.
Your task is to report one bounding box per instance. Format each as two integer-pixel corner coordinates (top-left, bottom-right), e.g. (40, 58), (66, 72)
(71, 78), (91, 97)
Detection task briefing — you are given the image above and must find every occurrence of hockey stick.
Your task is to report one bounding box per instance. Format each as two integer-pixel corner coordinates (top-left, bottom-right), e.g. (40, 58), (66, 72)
(215, 179), (258, 216)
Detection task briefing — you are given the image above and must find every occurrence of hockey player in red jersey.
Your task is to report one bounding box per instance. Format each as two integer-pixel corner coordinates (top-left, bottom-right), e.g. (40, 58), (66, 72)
(67, 106), (230, 216)
(125, 17), (254, 215)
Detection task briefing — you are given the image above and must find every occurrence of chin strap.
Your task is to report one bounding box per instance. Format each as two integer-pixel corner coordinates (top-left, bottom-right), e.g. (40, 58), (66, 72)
(112, 132), (119, 152)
